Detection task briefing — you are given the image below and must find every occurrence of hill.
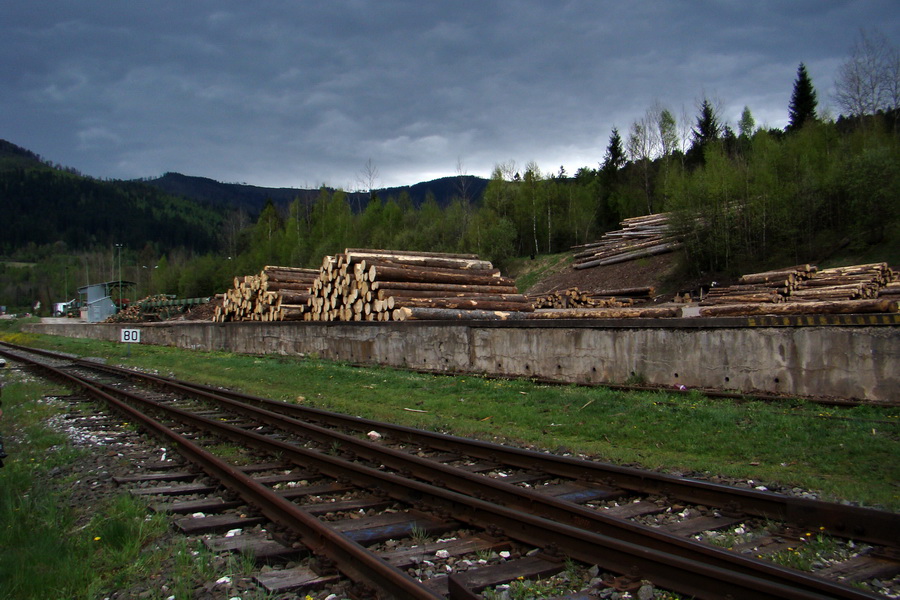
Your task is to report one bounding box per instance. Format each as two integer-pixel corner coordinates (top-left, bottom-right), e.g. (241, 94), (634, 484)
(143, 172), (318, 214)
(0, 138), (490, 260)
(0, 139), (53, 171)
(0, 141), (223, 255)
(143, 172), (489, 216)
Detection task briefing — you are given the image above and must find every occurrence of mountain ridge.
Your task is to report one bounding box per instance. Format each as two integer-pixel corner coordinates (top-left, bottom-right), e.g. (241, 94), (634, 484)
(0, 138), (489, 216)
(144, 171), (489, 215)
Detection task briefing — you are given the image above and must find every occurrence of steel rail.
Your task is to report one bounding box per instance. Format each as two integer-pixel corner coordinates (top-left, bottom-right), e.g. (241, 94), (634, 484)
(75, 355), (899, 548)
(3, 343), (892, 599)
(13, 351), (881, 600)
(4, 351), (442, 600)
(105, 366), (888, 600)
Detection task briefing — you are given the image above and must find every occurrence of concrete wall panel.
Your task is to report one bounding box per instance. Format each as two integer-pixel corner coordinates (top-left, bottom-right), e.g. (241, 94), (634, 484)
(23, 320), (898, 402)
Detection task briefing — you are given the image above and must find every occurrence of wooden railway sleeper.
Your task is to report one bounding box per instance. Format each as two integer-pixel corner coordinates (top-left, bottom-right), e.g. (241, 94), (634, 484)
(30, 359), (868, 599)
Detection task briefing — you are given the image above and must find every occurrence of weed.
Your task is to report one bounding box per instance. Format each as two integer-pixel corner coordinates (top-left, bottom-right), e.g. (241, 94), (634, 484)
(624, 372), (647, 385)
(409, 523), (431, 545)
(205, 442), (253, 465)
(474, 548), (494, 561)
(768, 532), (851, 571)
(226, 548), (258, 578)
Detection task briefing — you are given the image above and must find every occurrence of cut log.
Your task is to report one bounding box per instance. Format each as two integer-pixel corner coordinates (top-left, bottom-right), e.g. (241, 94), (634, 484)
(573, 242), (682, 270)
(275, 291), (311, 304)
(344, 251), (495, 271)
(371, 281), (519, 294)
(574, 236), (677, 263)
(392, 307), (528, 321)
(378, 289), (528, 302)
(368, 264), (512, 286)
(698, 299), (898, 317)
(391, 297), (534, 312)
(528, 307), (679, 319)
(590, 286), (655, 297)
(699, 294), (784, 305)
(345, 248), (480, 260)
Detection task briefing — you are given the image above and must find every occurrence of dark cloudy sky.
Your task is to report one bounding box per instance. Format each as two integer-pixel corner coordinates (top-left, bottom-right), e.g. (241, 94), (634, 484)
(2, 2), (898, 189)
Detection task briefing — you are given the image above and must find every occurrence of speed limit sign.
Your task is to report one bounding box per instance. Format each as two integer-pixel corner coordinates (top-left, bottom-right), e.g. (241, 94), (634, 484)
(120, 328), (141, 343)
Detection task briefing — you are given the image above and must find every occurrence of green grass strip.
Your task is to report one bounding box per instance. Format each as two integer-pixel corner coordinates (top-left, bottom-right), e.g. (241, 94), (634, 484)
(0, 378), (170, 599)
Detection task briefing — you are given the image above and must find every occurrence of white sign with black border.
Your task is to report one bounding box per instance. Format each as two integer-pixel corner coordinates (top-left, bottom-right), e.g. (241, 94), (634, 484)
(120, 328), (141, 343)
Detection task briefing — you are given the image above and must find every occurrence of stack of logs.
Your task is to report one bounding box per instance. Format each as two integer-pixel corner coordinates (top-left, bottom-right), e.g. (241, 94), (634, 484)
(215, 266), (318, 322)
(697, 262), (898, 317)
(306, 249), (533, 321)
(572, 213), (682, 270)
(213, 257), (898, 322)
(527, 286), (654, 309)
(700, 263), (894, 305)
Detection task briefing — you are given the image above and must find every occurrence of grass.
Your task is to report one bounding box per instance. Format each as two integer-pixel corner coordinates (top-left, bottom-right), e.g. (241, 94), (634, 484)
(0, 360), (283, 600)
(4, 324), (897, 511)
(506, 252), (572, 293)
(0, 379), (171, 600)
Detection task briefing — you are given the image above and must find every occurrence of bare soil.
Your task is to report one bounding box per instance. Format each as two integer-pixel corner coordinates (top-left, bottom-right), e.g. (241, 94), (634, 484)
(522, 252), (687, 301)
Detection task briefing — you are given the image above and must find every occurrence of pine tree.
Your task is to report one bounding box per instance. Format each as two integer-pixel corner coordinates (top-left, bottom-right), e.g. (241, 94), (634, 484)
(692, 99), (721, 147)
(788, 63), (818, 131)
(686, 99), (721, 167)
(601, 128), (626, 174)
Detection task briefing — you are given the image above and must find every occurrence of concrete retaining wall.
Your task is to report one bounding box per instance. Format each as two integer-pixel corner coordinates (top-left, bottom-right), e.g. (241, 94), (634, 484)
(24, 319), (899, 403)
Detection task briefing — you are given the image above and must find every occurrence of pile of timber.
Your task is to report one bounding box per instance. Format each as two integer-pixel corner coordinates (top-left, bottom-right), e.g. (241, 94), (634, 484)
(695, 262), (899, 317)
(527, 286), (653, 309)
(215, 266), (318, 322)
(571, 213), (682, 270)
(700, 263), (895, 306)
(104, 294), (174, 323)
(880, 269), (900, 298)
(699, 264), (817, 305)
(306, 249), (533, 321)
(791, 263), (893, 302)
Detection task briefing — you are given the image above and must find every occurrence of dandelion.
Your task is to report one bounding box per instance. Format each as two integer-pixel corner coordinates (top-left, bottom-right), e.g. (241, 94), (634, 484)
(94, 536), (101, 541)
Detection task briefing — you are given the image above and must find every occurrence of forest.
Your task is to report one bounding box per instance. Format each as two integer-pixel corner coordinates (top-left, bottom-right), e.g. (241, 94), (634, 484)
(1, 38), (899, 313)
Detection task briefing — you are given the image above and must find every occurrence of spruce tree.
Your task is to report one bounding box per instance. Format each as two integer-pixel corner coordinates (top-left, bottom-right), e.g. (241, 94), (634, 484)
(686, 99), (721, 166)
(602, 128), (626, 174)
(787, 63), (818, 131)
(692, 99), (721, 147)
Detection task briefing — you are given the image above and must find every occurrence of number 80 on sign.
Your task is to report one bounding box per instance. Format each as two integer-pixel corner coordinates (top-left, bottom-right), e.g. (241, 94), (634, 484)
(120, 329), (141, 343)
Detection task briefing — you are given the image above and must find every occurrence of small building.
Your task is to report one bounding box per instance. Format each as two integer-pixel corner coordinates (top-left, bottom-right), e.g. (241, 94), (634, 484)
(77, 281), (135, 323)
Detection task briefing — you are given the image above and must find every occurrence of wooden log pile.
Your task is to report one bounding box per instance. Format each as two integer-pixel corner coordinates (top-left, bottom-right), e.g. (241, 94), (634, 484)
(693, 262), (899, 316)
(790, 263), (893, 302)
(213, 257), (897, 322)
(527, 286), (654, 309)
(880, 269), (900, 298)
(698, 298), (897, 318)
(571, 213), (682, 270)
(215, 266), (318, 322)
(699, 265), (816, 305)
(700, 263), (895, 306)
(305, 249), (533, 321)
(104, 294), (174, 323)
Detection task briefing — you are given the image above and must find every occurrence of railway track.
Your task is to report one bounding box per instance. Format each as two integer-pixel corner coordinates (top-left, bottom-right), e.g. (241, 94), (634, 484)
(1, 341), (898, 599)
